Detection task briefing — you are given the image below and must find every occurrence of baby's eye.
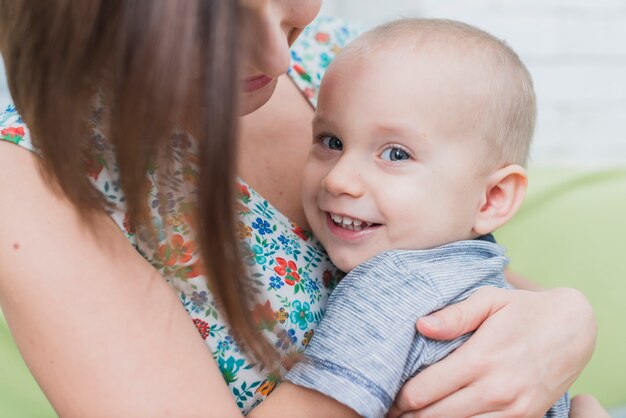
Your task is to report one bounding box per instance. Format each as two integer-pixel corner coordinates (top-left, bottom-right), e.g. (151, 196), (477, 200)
(321, 135), (343, 151)
(380, 146), (411, 161)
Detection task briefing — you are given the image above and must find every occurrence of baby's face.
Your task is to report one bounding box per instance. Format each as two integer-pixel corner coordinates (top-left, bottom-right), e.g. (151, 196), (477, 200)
(302, 47), (492, 272)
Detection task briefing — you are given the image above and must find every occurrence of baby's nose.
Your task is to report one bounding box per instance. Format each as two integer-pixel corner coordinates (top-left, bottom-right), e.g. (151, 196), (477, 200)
(322, 161), (364, 198)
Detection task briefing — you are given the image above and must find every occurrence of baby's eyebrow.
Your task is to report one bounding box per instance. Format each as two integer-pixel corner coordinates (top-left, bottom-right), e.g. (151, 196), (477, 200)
(311, 113), (333, 128)
(373, 121), (420, 140)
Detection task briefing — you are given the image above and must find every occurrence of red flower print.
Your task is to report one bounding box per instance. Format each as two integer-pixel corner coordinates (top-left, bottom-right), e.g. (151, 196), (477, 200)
(185, 259), (205, 279)
(292, 225), (311, 242)
(84, 155), (104, 180)
(193, 318), (210, 339)
(252, 300), (277, 331)
(322, 270), (332, 289)
(315, 32), (330, 44)
(236, 183), (251, 203)
(122, 213), (136, 235)
(292, 64), (312, 83)
(273, 257), (300, 286)
(0, 126), (24, 138)
(158, 234), (196, 266)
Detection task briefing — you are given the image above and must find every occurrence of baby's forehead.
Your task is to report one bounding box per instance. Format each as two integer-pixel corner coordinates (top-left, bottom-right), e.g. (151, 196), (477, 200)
(321, 19), (535, 169)
(334, 20), (509, 77)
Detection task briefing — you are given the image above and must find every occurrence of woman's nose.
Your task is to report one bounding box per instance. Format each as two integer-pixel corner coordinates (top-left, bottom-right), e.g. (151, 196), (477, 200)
(322, 159), (364, 198)
(245, 4), (292, 78)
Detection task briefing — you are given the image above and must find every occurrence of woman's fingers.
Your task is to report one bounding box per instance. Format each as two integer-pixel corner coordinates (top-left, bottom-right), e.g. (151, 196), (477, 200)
(396, 387), (501, 418)
(569, 394), (610, 418)
(417, 287), (511, 340)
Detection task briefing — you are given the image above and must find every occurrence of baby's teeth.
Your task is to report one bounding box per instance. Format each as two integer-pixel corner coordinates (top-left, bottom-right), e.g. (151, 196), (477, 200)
(330, 212), (373, 229)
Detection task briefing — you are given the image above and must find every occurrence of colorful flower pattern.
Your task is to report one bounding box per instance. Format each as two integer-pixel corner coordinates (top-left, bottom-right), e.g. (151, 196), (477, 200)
(0, 16), (358, 413)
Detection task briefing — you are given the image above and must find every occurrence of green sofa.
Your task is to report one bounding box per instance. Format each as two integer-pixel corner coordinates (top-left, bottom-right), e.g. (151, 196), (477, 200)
(496, 166), (626, 409)
(1, 166), (625, 416)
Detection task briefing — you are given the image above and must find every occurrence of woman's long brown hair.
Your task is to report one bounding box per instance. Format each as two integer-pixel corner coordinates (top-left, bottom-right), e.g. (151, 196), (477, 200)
(0, 0), (275, 365)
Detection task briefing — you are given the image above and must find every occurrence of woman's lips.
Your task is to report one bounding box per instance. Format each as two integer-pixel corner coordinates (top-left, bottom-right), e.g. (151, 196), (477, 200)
(242, 75), (273, 93)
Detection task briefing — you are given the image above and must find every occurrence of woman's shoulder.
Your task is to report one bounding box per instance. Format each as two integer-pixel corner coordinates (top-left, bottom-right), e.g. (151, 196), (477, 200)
(288, 16), (362, 106)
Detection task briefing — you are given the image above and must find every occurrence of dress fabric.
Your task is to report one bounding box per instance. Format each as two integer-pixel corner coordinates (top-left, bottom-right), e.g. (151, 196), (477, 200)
(0, 16), (359, 413)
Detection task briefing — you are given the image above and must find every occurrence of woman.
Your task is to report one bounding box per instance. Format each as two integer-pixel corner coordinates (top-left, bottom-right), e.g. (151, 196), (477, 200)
(0, 0), (603, 416)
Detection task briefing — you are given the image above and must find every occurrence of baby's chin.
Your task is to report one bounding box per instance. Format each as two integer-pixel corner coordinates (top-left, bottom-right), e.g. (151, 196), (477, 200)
(328, 253), (372, 273)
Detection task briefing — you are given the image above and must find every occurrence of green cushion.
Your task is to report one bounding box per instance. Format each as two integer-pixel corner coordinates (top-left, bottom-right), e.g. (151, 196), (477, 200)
(0, 309), (56, 417)
(1, 166), (624, 414)
(496, 166), (626, 408)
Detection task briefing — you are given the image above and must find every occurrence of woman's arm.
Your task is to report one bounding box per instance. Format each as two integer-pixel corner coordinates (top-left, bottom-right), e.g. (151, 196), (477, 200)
(251, 383), (359, 418)
(0, 141), (243, 417)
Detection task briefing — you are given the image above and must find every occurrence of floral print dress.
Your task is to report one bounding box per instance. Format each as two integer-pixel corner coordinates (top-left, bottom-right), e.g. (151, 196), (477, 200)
(0, 16), (358, 413)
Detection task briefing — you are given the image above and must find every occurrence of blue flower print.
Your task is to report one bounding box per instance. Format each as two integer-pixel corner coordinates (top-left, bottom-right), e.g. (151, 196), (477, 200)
(225, 335), (239, 353)
(277, 234), (301, 259)
(290, 300), (314, 330)
(251, 217), (272, 235)
(269, 275), (284, 290)
(275, 329), (298, 350)
(190, 290), (209, 313)
(278, 235), (289, 246)
(215, 336), (234, 356)
(216, 335), (239, 354)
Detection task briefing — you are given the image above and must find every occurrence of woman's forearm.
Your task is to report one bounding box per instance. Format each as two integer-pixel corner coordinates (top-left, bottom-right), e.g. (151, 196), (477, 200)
(250, 382), (359, 418)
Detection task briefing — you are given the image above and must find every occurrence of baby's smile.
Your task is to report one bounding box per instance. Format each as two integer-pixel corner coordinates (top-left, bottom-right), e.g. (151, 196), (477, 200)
(328, 212), (378, 231)
(324, 211), (383, 244)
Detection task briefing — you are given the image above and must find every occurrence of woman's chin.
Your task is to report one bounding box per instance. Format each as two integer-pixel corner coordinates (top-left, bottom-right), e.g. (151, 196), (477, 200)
(238, 78), (279, 115)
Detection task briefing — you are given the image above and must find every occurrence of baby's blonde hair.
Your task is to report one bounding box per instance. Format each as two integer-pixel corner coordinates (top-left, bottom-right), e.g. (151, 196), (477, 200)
(339, 18), (536, 168)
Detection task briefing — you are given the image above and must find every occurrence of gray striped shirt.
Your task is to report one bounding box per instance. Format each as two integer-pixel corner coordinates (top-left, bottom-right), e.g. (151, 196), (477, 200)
(285, 240), (569, 418)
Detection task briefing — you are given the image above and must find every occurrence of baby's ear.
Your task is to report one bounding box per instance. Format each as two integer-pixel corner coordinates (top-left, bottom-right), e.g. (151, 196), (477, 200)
(473, 165), (527, 236)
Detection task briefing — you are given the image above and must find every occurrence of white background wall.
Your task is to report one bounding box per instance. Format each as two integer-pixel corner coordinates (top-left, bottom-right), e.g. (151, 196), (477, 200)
(2, 1), (625, 166)
(320, 0), (626, 166)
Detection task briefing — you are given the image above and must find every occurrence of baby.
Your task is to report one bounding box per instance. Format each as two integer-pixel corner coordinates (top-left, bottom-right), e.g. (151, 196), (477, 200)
(284, 19), (570, 418)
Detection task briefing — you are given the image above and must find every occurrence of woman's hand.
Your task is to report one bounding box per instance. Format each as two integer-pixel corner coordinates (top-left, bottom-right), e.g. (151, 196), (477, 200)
(388, 286), (597, 418)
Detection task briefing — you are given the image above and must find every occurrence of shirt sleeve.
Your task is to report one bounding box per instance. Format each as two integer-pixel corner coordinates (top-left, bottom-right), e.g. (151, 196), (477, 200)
(283, 252), (443, 418)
